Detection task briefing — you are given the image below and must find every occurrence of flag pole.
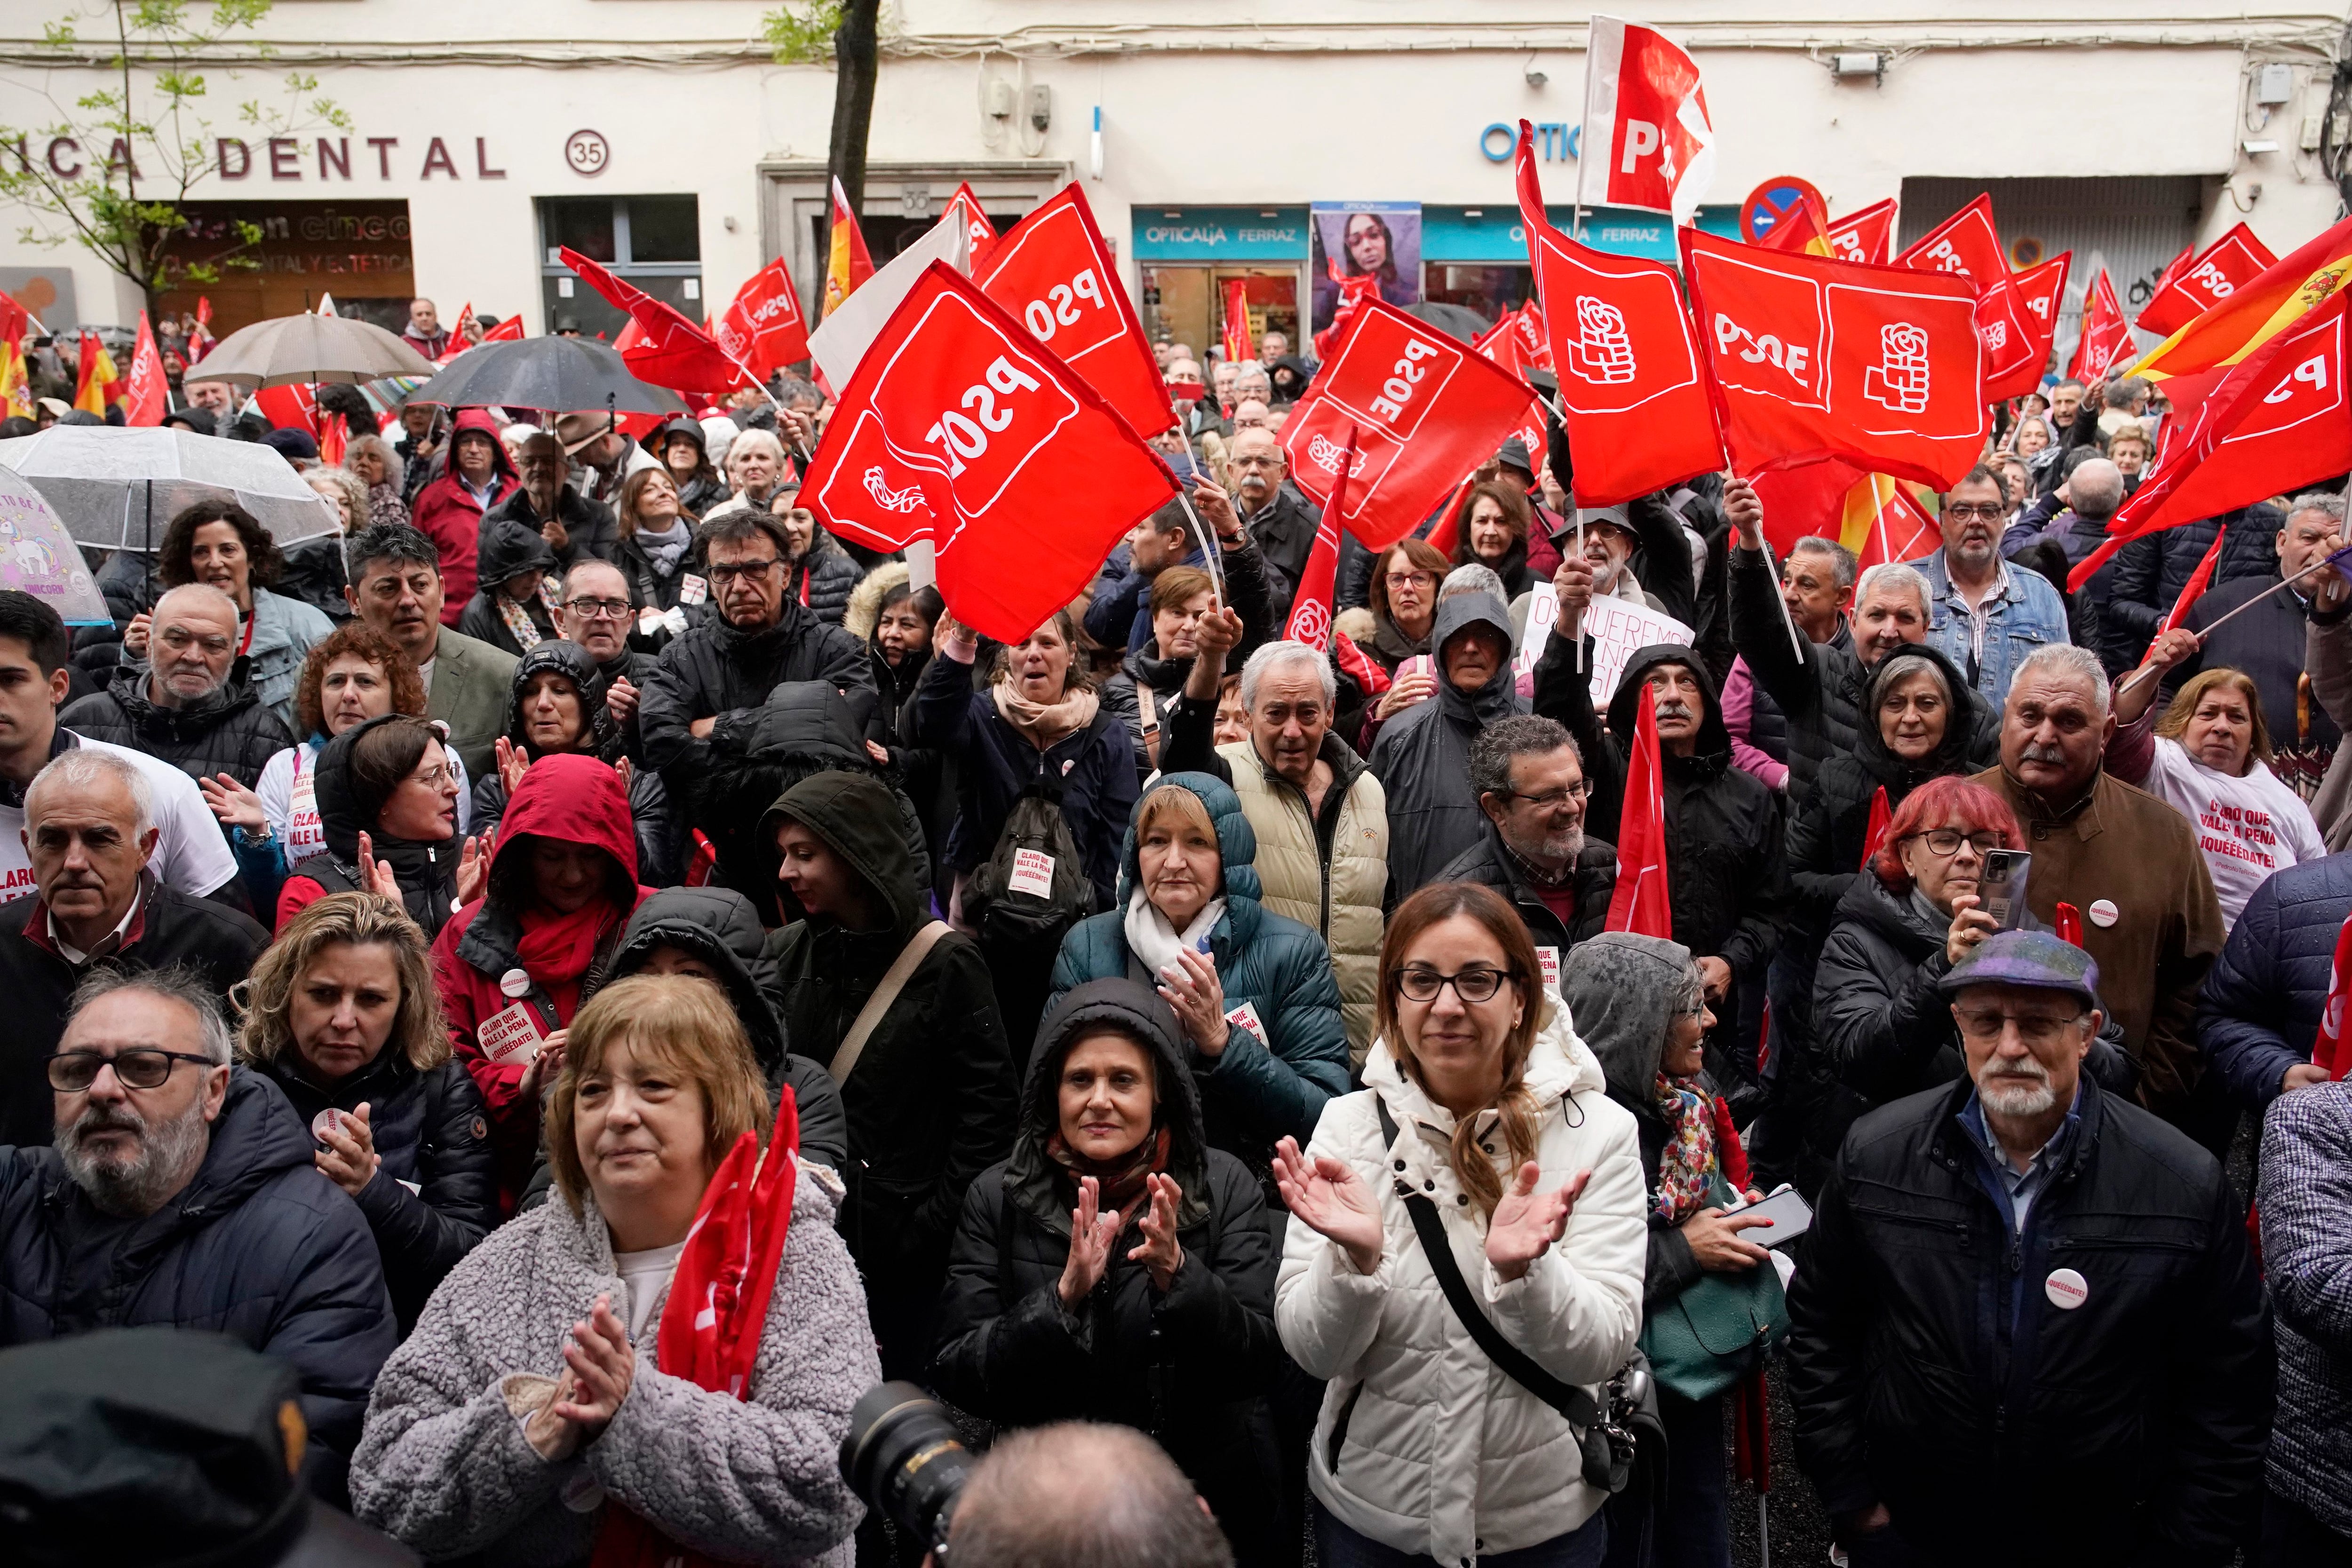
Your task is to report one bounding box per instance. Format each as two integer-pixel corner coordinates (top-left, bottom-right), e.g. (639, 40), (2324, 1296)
(1176, 490), (1226, 609)
(2113, 543), (2351, 697)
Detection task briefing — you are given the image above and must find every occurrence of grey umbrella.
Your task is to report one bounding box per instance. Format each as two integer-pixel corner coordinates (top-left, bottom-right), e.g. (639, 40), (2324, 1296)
(405, 336), (691, 418)
(1403, 301), (1496, 341)
(188, 313), (438, 388)
(0, 426), (340, 553)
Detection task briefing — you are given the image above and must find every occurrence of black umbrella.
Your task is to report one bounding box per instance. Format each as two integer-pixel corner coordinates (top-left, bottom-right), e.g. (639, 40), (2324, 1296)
(1403, 301), (1497, 341)
(403, 336), (691, 417)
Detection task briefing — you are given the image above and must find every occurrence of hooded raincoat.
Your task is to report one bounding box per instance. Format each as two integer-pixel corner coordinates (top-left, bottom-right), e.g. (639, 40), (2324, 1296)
(757, 770), (1018, 1376)
(1048, 772), (1350, 1175)
(1368, 593), (1529, 896)
(469, 641), (683, 887)
(456, 515), (560, 658)
(408, 409), (519, 623)
(432, 753), (651, 1204)
(932, 980), (1288, 1565)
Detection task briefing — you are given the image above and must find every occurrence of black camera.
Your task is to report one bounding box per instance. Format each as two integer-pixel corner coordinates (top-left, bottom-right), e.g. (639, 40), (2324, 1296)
(841, 1382), (977, 1560)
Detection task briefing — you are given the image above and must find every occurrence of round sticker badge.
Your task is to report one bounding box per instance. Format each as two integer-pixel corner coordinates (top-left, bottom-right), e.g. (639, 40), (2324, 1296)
(310, 1107), (350, 1143)
(500, 967), (533, 998)
(2087, 899), (2120, 928)
(2045, 1267), (2089, 1310)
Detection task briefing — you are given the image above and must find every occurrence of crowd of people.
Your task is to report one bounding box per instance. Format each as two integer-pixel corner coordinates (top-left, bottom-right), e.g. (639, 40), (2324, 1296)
(1, 293), (2349, 1568)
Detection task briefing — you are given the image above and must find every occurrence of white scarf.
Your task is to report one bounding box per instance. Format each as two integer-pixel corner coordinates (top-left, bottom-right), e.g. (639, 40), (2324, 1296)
(1122, 886), (1225, 980)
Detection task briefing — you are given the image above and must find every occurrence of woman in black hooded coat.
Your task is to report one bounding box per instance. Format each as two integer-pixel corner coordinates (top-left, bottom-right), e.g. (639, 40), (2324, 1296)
(280, 713), (464, 938)
(456, 514), (563, 658)
(930, 978), (1287, 1567)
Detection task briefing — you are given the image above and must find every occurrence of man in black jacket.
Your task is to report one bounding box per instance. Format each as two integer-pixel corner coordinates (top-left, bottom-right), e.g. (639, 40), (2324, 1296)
(1536, 557), (1787, 1114)
(0, 969), (395, 1500)
(1229, 426), (1320, 615)
(1437, 714), (1617, 965)
(638, 509), (873, 796)
(1788, 930), (2270, 1566)
(62, 584), (292, 789)
(482, 431), (618, 577)
(0, 745), (268, 1146)
(555, 559), (658, 757)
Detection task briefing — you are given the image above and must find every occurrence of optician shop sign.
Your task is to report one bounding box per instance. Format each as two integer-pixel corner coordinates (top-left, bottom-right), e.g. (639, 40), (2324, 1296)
(1132, 207), (1310, 262)
(1481, 122), (1582, 163)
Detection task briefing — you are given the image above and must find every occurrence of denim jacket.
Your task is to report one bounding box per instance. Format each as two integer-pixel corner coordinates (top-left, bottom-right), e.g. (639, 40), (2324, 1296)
(1907, 549), (2070, 708)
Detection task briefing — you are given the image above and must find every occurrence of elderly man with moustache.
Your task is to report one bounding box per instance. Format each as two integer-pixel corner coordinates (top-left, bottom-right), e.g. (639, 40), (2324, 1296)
(1227, 426), (1320, 615)
(338, 523), (516, 784)
(0, 966), (395, 1500)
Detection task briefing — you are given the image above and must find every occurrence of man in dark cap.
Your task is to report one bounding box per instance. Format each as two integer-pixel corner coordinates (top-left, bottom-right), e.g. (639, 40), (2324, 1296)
(1787, 929), (2270, 1565)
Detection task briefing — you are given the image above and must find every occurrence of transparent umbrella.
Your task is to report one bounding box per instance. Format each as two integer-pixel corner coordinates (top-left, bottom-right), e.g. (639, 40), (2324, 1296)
(0, 462), (112, 624)
(0, 426), (341, 553)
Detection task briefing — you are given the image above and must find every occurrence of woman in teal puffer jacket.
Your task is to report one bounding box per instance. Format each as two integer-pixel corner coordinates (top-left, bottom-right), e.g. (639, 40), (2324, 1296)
(1049, 771), (1350, 1176)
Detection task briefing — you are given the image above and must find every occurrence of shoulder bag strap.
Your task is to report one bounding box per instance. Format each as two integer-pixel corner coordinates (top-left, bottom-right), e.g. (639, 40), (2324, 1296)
(828, 920), (953, 1088)
(1373, 1096), (1603, 1431)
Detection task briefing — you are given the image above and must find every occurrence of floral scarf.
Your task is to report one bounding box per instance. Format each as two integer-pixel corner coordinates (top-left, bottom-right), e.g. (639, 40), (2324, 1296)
(1046, 1125), (1172, 1220)
(497, 578), (565, 653)
(1652, 1072), (1720, 1225)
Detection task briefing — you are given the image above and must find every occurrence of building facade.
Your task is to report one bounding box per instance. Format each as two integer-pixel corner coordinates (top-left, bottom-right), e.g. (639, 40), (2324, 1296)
(1, 0), (2342, 363)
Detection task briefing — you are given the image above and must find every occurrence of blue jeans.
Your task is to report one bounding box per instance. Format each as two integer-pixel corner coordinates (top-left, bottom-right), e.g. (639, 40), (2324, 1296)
(1312, 1497), (1608, 1568)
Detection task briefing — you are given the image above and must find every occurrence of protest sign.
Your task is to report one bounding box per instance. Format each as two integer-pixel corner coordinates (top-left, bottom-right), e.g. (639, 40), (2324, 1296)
(1583, 594), (1693, 708)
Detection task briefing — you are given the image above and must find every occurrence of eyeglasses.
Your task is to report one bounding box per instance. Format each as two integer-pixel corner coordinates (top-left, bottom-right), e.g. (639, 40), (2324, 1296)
(1952, 1008), (2086, 1046)
(706, 557), (780, 585)
(1502, 780), (1589, 809)
(1944, 503), (2007, 523)
(158, 628), (232, 656)
(1394, 965), (1515, 1005)
(1907, 829), (2004, 857)
(565, 597), (631, 620)
(48, 1048), (216, 1092)
(1384, 571), (1436, 590)
(407, 763), (454, 790)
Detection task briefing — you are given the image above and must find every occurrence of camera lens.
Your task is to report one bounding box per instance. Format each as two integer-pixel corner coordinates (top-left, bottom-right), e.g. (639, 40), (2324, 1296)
(841, 1382), (977, 1557)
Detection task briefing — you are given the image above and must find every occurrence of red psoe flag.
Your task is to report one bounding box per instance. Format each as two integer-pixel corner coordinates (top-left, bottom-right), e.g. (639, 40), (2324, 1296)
(1221, 279), (1251, 370)
(1681, 228), (1988, 491)
(2312, 909), (2352, 1080)
(2134, 212), (2352, 383)
(2157, 529), (2229, 640)
(1896, 195), (2035, 389)
(2138, 222), (2279, 337)
(1279, 298), (1537, 549)
(1283, 425), (1355, 651)
(1577, 15), (1716, 224)
(799, 262), (1178, 644)
(1985, 251), (2072, 402)
(942, 182), (997, 268)
(2069, 269), (2135, 381)
(1605, 694), (1673, 937)
(974, 183), (1175, 438)
(1516, 119), (1723, 506)
(1827, 198), (1898, 267)
(481, 315), (526, 344)
(2068, 288), (2352, 590)
(122, 312), (168, 428)
(715, 259), (811, 383)
(1859, 786), (1892, 871)
(561, 247), (746, 393)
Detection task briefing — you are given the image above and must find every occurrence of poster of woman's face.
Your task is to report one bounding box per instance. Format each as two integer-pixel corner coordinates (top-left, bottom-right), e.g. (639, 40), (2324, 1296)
(1310, 202), (1422, 332)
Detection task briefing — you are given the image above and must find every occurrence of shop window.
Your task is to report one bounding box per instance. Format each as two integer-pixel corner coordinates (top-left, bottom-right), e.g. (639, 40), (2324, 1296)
(537, 195), (702, 337)
(1424, 265), (1534, 325)
(1139, 267), (1300, 364)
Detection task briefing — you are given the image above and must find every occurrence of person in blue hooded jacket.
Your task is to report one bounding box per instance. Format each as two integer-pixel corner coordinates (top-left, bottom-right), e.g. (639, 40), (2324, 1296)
(1049, 770), (1349, 1171)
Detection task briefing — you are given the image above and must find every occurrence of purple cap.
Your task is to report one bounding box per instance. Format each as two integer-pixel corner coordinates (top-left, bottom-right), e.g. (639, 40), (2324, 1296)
(1938, 928), (2100, 1009)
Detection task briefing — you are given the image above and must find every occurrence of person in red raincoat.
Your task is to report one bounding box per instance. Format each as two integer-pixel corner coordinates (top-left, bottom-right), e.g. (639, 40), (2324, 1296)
(408, 408), (519, 626)
(431, 750), (651, 1205)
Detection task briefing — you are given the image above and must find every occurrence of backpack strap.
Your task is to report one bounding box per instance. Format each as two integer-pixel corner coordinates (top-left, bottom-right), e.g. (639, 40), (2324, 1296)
(828, 920), (953, 1088)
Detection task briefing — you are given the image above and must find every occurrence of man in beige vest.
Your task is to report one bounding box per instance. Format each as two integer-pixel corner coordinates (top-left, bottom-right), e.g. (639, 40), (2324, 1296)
(1163, 612), (1389, 1062)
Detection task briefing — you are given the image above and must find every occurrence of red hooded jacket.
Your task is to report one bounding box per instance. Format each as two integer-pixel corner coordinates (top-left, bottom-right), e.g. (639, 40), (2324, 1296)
(430, 752), (649, 1201)
(409, 408), (520, 625)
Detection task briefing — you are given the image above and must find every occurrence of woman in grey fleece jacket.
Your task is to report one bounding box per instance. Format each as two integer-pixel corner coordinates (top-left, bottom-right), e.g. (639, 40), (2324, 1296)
(348, 975), (879, 1568)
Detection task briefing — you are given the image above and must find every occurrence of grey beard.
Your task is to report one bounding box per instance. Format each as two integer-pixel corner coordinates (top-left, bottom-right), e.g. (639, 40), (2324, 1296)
(59, 1098), (212, 1219)
(1507, 823), (1585, 875)
(1978, 1061), (2057, 1120)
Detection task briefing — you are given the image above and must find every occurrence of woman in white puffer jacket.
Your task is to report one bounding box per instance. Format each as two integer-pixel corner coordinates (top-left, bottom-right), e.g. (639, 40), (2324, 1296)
(1274, 881), (1646, 1568)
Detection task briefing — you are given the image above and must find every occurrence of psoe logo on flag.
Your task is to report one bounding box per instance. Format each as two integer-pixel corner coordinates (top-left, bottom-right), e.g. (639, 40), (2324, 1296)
(1305, 433), (1369, 478)
(1569, 296), (1639, 384)
(864, 467), (924, 513)
(1863, 324), (1934, 413)
(1713, 312), (1816, 388)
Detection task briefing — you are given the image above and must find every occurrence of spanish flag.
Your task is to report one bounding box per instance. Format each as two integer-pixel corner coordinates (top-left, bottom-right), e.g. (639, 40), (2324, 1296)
(2128, 210), (2352, 382)
(0, 292), (31, 420)
(73, 330), (122, 414)
(821, 176), (874, 319)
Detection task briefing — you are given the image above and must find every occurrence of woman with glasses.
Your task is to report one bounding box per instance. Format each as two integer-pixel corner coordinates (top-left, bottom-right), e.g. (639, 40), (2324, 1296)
(210, 624), (472, 920)
(1049, 773), (1350, 1171)
(1812, 776), (2132, 1156)
(238, 891), (496, 1331)
(1362, 538), (1447, 677)
(279, 713), (483, 938)
(1562, 931), (1766, 1568)
(611, 466), (702, 654)
(470, 642), (682, 887)
(1274, 881), (1645, 1568)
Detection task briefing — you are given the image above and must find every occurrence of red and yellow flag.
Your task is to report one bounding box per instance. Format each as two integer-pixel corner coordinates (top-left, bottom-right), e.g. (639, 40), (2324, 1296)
(821, 177), (875, 318)
(73, 331), (122, 414)
(2129, 210), (2352, 382)
(0, 292), (31, 419)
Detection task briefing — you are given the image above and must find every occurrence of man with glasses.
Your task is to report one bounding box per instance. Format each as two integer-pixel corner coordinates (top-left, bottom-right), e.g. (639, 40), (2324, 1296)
(342, 523), (516, 783)
(0, 748), (265, 1148)
(482, 431), (618, 578)
(1438, 716), (1616, 978)
(1227, 426), (1319, 615)
(61, 584), (292, 791)
(0, 966), (395, 1499)
(1910, 464), (2070, 706)
(557, 559), (655, 757)
(1788, 928), (2268, 1565)
(638, 509), (872, 794)
(1973, 641), (2225, 1152)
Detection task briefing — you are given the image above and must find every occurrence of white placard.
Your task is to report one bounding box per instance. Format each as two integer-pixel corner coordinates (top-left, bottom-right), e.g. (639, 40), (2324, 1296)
(1583, 594), (1694, 708)
(1009, 847), (1056, 899)
(1512, 580), (1560, 680)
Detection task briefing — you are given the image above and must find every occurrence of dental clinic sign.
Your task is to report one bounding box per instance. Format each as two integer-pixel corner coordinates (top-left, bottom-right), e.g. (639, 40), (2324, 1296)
(1483, 122), (1582, 163)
